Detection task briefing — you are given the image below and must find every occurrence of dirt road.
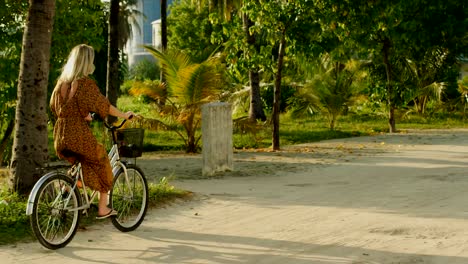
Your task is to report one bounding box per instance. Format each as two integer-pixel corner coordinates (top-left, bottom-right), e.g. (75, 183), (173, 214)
(2, 129), (468, 264)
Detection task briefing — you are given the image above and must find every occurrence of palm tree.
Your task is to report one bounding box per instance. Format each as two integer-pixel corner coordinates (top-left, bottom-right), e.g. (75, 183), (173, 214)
(10, 0), (55, 194)
(160, 0), (168, 83)
(458, 76), (468, 117)
(107, 0), (143, 123)
(107, 0), (120, 124)
(130, 46), (225, 152)
(403, 48), (448, 114)
(290, 54), (366, 130)
(118, 0), (144, 50)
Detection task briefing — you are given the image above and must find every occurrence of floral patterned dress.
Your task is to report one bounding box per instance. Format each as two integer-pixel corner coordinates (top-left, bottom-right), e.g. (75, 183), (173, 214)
(50, 77), (113, 192)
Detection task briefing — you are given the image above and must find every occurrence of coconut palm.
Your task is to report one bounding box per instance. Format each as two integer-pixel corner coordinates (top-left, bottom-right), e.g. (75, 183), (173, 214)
(107, 0), (120, 124)
(118, 0), (144, 50)
(130, 46), (225, 152)
(458, 76), (468, 116)
(403, 47), (448, 114)
(107, 0), (143, 123)
(10, 0), (55, 194)
(290, 54), (366, 130)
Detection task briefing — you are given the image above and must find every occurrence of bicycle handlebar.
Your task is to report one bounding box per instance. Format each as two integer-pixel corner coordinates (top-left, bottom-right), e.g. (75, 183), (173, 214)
(91, 112), (134, 130)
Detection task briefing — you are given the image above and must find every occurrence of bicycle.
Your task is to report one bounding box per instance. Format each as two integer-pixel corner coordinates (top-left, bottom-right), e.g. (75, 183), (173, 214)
(25, 117), (148, 250)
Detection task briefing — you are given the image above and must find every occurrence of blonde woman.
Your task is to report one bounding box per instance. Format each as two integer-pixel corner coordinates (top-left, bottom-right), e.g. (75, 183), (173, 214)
(50, 44), (134, 219)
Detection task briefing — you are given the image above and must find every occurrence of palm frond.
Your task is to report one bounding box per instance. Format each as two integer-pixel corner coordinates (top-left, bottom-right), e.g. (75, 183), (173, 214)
(173, 63), (222, 105)
(136, 46), (226, 152)
(419, 82), (446, 101)
(129, 80), (166, 102)
(144, 46), (192, 81)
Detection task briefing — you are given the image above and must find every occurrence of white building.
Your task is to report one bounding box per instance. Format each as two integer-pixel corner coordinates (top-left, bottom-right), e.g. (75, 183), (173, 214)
(126, 0), (173, 66)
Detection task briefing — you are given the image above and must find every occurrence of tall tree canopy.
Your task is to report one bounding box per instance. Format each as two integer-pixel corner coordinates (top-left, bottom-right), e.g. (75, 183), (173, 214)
(244, 0), (318, 150)
(316, 0), (468, 132)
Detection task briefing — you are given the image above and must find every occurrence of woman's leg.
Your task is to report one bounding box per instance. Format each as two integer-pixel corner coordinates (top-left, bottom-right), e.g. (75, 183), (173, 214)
(98, 192), (112, 215)
(80, 143), (116, 217)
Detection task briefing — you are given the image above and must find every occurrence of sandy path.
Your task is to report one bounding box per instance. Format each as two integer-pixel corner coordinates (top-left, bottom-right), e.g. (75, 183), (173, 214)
(2, 129), (468, 264)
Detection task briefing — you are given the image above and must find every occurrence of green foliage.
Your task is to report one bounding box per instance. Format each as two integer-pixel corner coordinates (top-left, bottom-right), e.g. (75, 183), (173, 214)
(148, 177), (188, 203)
(0, 187), (31, 245)
(318, 0), (468, 131)
(401, 47), (450, 114)
(137, 46), (226, 153)
(459, 76), (468, 99)
(219, 13), (250, 79)
(0, 1), (27, 165)
(243, 0), (319, 74)
(127, 58), (160, 81)
(458, 76), (468, 115)
(261, 84), (297, 113)
(289, 54), (366, 130)
(168, 0), (220, 63)
(51, 0), (108, 89)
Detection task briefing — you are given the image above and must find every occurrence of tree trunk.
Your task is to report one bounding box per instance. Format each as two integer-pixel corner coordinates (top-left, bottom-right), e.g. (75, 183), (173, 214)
(107, 0), (120, 124)
(160, 0), (168, 54)
(248, 70), (266, 122)
(0, 119), (14, 166)
(382, 38), (396, 133)
(272, 31), (286, 151)
(329, 114), (336, 130)
(185, 114), (197, 153)
(159, 0), (168, 106)
(243, 13), (266, 122)
(10, 0), (55, 195)
(208, 0), (216, 12)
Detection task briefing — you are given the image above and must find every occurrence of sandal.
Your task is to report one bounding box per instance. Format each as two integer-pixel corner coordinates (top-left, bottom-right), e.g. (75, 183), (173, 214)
(96, 209), (118, 220)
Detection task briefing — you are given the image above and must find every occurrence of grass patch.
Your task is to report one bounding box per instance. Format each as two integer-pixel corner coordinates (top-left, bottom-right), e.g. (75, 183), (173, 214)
(143, 130), (185, 152)
(230, 112), (467, 149)
(0, 189), (32, 245)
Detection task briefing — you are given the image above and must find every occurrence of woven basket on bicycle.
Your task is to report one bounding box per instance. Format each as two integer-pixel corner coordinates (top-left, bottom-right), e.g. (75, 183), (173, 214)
(116, 128), (145, 158)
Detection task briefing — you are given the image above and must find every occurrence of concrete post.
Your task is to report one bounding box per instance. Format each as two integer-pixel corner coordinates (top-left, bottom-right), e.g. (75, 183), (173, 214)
(202, 102), (233, 176)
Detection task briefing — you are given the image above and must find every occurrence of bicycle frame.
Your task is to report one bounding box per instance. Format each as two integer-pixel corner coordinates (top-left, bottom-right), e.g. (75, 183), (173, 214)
(26, 116), (136, 216)
(26, 115), (148, 250)
(26, 126), (133, 216)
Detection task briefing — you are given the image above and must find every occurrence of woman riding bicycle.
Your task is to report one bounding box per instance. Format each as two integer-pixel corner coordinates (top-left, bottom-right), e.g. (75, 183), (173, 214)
(50, 44), (134, 219)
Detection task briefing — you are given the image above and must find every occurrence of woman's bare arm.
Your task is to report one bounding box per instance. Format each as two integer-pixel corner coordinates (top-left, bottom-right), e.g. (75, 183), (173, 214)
(109, 105), (134, 120)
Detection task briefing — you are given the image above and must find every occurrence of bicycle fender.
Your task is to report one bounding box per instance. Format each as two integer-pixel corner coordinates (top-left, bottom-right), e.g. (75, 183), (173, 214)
(112, 161), (125, 176)
(25, 171), (63, 215)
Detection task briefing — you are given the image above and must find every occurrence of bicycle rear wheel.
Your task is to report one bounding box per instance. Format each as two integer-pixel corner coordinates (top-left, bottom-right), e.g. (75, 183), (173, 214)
(30, 173), (82, 249)
(110, 164), (148, 232)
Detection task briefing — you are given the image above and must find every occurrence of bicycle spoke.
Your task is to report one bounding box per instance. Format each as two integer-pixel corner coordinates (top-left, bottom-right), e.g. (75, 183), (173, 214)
(110, 166), (148, 232)
(31, 174), (81, 249)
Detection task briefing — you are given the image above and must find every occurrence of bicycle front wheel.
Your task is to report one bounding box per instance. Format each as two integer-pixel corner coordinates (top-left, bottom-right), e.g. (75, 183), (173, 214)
(110, 164), (148, 232)
(30, 173), (82, 250)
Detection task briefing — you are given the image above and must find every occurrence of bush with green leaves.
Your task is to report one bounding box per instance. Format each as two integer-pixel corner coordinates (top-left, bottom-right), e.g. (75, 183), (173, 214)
(289, 54), (366, 130)
(168, 0), (220, 63)
(127, 58), (160, 81)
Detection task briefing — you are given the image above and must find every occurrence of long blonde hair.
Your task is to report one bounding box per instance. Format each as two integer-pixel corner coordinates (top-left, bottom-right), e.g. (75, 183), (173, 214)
(54, 44), (95, 90)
